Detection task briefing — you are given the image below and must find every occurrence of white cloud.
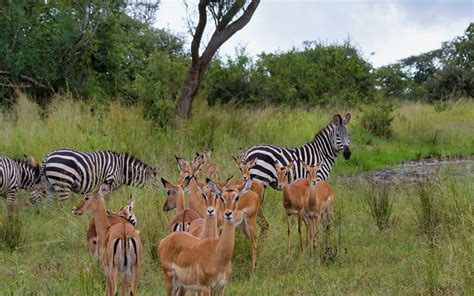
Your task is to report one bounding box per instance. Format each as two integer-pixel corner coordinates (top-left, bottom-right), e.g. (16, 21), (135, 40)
(154, 0), (473, 67)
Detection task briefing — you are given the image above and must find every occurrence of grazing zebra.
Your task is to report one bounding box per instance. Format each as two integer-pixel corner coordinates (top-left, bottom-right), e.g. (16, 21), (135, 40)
(42, 148), (158, 200)
(244, 113), (351, 189)
(0, 155), (43, 203)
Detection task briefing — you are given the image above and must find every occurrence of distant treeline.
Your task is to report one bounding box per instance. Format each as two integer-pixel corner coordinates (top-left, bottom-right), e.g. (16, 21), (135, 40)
(0, 2), (472, 125)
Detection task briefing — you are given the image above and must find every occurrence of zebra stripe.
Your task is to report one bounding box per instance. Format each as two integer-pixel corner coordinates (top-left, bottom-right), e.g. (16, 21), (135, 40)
(42, 148), (157, 200)
(0, 156), (42, 203)
(244, 113), (351, 189)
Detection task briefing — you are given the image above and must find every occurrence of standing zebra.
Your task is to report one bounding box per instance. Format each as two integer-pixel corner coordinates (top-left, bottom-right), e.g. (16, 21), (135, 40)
(0, 155), (43, 204)
(244, 113), (351, 189)
(42, 148), (158, 201)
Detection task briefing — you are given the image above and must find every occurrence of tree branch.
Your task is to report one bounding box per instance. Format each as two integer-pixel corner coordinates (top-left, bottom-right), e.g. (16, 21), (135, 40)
(59, 4), (91, 63)
(0, 70), (50, 90)
(216, 0), (246, 32)
(201, 0), (260, 67)
(191, 0), (210, 65)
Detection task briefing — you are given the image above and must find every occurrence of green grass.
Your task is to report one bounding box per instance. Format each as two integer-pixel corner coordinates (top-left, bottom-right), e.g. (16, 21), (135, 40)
(0, 93), (473, 294)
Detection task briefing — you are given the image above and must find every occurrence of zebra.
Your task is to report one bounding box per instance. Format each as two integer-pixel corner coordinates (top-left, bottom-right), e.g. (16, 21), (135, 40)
(41, 148), (158, 200)
(0, 155), (43, 204)
(244, 113), (351, 189)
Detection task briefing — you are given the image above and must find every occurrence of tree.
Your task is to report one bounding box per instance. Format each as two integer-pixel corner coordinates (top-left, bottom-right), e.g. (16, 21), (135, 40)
(175, 0), (260, 121)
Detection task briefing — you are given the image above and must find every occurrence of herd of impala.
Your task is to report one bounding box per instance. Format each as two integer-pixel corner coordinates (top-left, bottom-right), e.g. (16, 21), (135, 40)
(71, 149), (336, 296)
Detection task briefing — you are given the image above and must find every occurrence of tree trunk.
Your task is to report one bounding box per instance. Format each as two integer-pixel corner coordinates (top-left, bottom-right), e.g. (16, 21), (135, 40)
(174, 0), (260, 123)
(176, 65), (200, 119)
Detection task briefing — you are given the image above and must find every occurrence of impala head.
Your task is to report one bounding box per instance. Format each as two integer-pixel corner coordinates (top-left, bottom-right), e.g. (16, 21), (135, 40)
(233, 156), (258, 182)
(331, 113), (351, 160)
(275, 161), (294, 190)
(207, 179), (251, 222)
(72, 183), (110, 216)
(161, 177), (190, 212)
(302, 161), (321, 186)
(195, 183), (219, 217)
(176, 155), (204, 184)
(117, 194), (137, 226)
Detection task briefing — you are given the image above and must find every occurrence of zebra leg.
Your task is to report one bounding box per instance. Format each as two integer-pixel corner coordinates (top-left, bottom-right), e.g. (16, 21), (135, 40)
(56, 188), (72, 202)
(5, 189), (18, 210)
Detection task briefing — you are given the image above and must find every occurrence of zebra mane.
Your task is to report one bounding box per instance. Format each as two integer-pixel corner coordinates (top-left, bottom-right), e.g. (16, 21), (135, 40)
(116, 151), (155, 172)
(313, 119), (334, 141)
(13, 158), (41, 174)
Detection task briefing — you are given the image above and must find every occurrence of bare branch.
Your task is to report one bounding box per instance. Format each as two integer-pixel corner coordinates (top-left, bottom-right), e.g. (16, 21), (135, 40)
(0, 70), (50, 90)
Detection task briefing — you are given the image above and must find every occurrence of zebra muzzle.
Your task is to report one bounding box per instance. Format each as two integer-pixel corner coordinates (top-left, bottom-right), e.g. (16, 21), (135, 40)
(343, 146), (351, 160)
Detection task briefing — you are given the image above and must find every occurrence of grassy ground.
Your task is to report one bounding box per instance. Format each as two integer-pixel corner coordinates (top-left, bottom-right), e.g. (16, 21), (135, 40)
(0, 94), (473, 294)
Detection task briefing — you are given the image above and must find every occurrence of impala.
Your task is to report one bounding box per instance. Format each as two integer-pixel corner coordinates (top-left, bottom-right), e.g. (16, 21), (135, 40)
(73, 184), (142, 296)
(87, 194), (138, 259)
(158, 180), (251, 296)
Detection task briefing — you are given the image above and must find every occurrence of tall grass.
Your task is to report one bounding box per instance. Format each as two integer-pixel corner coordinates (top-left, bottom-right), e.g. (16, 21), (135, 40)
(362, 181), (397, 230)
(0, 93), (472, 294)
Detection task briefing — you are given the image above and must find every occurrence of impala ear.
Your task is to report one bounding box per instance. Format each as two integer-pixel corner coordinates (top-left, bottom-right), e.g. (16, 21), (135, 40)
(98, 183), (111, 197)
(161, 177), (176, 190)
(343, 113), (351, 125)
(175, 156), (187, 171)
(332, 114), (343, 125)
(206, 179), (222, 196)
(238, 179), (252, 196)
(232, 155), (241, 166)
(274, 161), (282, 170)
(129, 194), (135, 209)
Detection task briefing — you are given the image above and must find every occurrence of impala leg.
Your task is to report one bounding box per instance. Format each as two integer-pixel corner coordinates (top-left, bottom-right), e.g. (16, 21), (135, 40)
(286, 214), (292, 255)
(297, 211), (304, 252)
(201, 287), (211, 296)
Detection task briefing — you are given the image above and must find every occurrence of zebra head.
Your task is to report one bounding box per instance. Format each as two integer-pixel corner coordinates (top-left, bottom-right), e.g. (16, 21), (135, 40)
(330, 113), (351, 160)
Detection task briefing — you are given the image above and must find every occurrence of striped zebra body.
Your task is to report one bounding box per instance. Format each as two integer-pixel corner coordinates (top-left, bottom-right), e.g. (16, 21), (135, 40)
(42, 148), (157, 200)
(244, 113), (351, 189)
(0, 156), (42, 203)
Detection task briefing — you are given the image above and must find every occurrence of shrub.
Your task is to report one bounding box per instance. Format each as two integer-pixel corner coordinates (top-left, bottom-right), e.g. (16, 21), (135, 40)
(360, 102), (394, 138)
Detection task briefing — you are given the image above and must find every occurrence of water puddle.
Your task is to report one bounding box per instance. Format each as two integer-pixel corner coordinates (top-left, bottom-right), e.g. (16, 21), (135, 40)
(337, 156), (474, 184)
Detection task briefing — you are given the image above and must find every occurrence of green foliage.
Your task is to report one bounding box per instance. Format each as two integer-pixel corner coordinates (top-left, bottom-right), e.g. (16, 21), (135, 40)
(0, 1), (183, 106)
(375, 64), (413, 98)
(362, 181), (397, 230)
(400, 23), (474, 101)
(360, 101), (394, 138)
(204, 41), (375, 106)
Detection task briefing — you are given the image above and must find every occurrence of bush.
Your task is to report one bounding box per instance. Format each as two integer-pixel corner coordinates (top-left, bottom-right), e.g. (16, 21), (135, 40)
(360, 102), (394, 138)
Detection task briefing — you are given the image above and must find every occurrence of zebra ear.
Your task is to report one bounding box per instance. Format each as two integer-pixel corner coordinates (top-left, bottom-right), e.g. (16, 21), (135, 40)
(343, 113), (351, 125)
(332, 114), (343, 125)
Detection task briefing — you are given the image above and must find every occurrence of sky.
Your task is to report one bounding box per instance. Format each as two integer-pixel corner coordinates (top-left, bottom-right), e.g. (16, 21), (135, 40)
(154, 0), (473, 67)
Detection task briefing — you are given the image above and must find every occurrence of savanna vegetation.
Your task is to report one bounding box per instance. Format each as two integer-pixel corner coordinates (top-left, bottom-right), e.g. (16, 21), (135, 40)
(0, 1), (472, 295)
(0, 95), (472, 294)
